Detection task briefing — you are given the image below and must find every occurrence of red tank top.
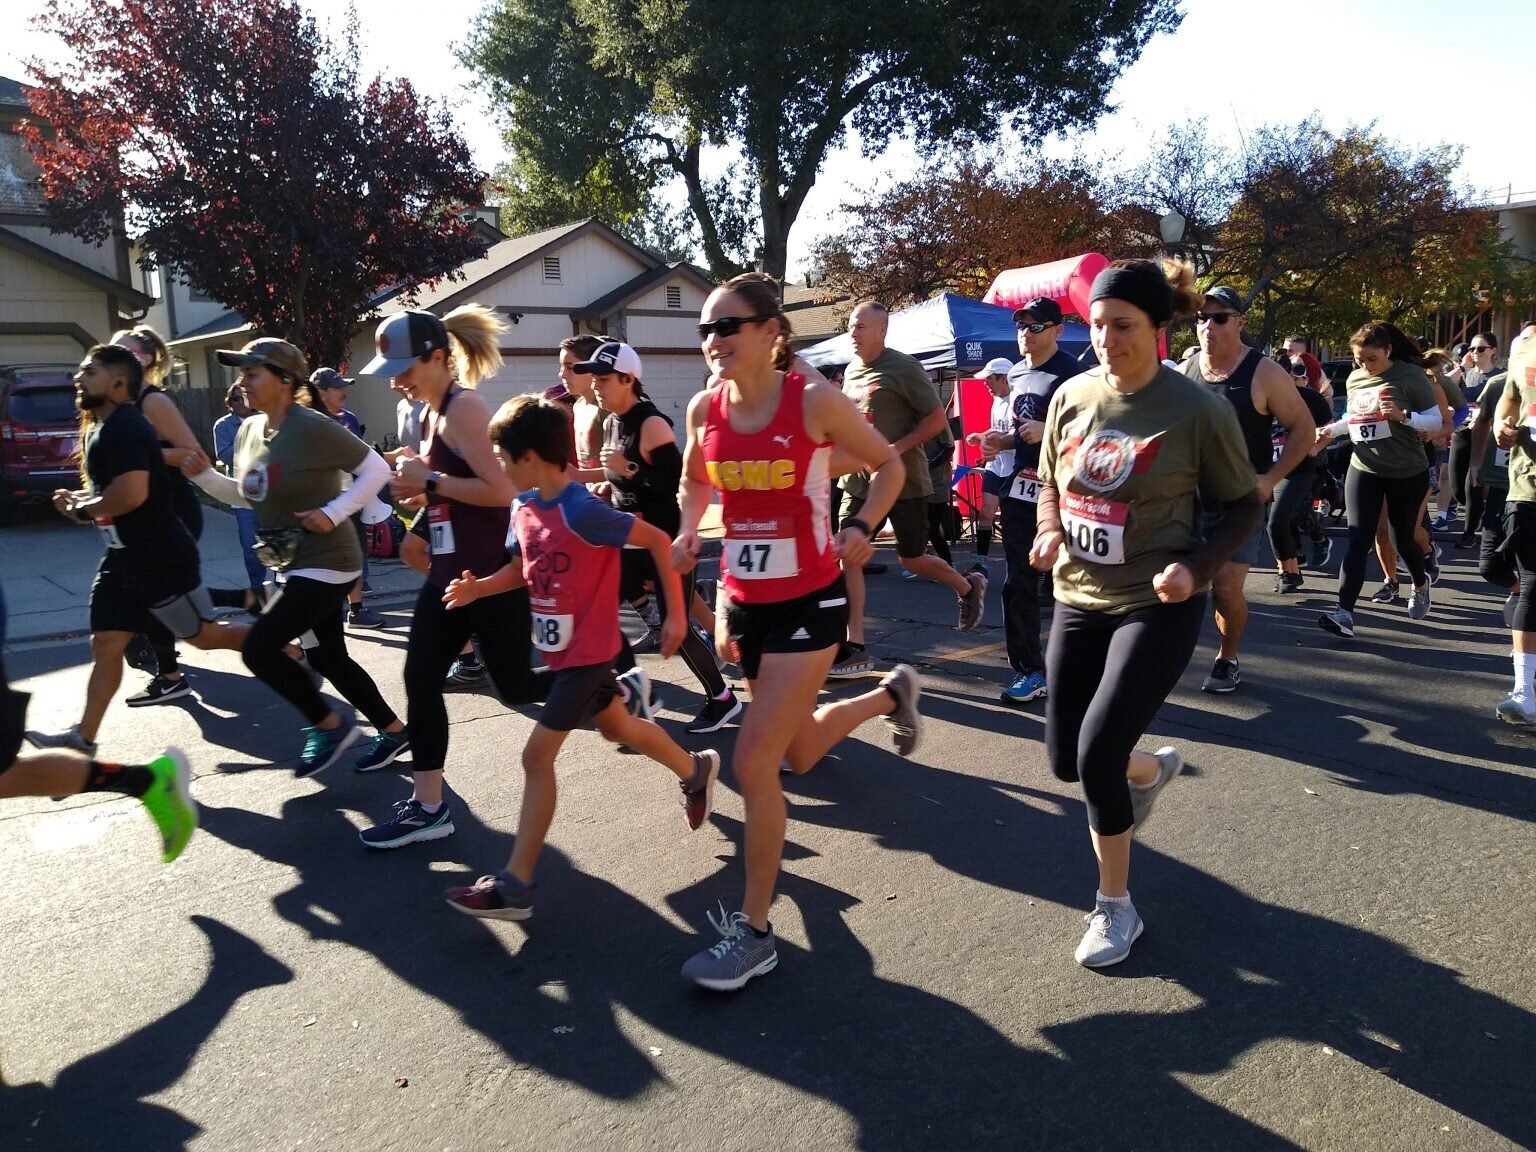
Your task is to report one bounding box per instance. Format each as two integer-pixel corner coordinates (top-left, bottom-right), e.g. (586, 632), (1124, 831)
(701, 372), (837, 604)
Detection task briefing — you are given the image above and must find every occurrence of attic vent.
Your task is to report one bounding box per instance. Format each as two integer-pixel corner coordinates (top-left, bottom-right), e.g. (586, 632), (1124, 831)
(542, 255), (561, 282)
(666, 284), (682, 309)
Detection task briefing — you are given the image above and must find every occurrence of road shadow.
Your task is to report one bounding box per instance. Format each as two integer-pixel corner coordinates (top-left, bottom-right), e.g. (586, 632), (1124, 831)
(0, 916), (292, 1152)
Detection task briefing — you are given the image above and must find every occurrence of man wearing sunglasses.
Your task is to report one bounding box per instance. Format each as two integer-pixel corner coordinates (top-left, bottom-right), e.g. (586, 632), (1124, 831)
(836, 302), (987, 675)
(1182, 286), (1317, 693)
(1444, 334), (1500, 546)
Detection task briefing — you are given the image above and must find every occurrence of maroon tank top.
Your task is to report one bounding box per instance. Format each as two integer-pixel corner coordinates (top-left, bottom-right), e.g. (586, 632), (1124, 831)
(423, 388), (512, 589)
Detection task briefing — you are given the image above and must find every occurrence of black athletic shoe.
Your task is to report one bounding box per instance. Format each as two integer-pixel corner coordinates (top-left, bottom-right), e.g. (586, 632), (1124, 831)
(686, 692), (742, 735)
(126, 675), (193, 708)
(1275, 572), (1303, 594)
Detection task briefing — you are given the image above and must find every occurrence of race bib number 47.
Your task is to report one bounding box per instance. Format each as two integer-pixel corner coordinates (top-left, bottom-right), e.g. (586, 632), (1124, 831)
(1060, 491), (1128, 565)
(725, 515), (799, 580)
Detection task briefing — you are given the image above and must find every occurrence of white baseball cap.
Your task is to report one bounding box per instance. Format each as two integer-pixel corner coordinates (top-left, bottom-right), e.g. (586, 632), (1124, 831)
(981, 357), (1013, 377)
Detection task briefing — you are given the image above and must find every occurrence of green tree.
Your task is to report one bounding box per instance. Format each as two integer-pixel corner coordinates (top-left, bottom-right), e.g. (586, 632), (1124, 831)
(464, 0), (1182, 279)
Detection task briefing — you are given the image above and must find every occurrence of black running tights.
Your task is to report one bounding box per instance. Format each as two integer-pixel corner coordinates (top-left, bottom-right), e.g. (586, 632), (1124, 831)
(243, 576), (398, 729)
(1045, 595), (1206, 837)
(1337, 468), (1429, 610)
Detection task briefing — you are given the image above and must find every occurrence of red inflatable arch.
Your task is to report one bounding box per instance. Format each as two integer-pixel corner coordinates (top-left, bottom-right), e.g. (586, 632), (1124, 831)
(981, 252), (1108, 322)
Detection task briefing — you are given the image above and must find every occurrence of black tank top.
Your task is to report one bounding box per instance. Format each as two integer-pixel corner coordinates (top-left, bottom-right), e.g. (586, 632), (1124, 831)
(604, 399), (679, 536)
(1184, 348), (1272, 474)
(135, 383), (202, 537)
(423, 387), (512, 589)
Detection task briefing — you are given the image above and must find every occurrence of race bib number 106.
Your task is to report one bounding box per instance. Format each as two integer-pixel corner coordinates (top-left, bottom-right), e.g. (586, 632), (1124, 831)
(1060, 492), (1129, 566)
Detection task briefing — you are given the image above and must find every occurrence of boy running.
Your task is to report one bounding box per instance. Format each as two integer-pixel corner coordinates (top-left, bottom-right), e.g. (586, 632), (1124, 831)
(438, 396), (720, 920)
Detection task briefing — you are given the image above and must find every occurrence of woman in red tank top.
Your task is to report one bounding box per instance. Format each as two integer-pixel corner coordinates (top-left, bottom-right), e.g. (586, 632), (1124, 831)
(670, 272), (922, 991)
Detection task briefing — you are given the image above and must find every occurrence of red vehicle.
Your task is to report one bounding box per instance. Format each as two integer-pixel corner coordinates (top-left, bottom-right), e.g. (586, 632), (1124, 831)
(0, 364), (81, 524)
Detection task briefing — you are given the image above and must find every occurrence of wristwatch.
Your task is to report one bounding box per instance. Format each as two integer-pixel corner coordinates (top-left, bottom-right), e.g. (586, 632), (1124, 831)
(844, 517), (873, 538)
(424, 471), (441, 494)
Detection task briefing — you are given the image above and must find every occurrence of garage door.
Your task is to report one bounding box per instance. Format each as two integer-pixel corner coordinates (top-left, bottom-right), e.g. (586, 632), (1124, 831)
(639, 355), (709, 440)
(0, 336), (86, 368)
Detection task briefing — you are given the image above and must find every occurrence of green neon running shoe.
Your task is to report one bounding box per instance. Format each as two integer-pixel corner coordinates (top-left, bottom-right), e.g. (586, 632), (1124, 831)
(139, 747), (198, 863)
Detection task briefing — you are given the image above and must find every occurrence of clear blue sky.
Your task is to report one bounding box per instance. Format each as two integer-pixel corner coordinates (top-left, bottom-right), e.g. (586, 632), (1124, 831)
(5, 0), (1529, 277)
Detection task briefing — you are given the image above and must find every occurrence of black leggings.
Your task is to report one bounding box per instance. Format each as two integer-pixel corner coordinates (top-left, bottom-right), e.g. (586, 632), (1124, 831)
(1480, 488), (1517, 591)
(619, 550), (726, 698)
(243, 576), (398, 729)
(1504, 500), (1536, 633)
(1266, 465), (1315, 563)
(926, 503), (953, 565)
(1045, 594), (1206, 837)
(1448, 428), (1484, 530)
(404, 582), (553, 776)
(1337, 468), (1430, 610)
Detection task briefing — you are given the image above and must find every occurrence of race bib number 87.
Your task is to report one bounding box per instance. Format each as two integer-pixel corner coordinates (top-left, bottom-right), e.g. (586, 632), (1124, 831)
(1060, 491), (1129, 565)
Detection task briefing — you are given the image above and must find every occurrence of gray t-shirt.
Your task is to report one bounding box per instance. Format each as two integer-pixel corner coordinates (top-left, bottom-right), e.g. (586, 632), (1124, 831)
(233, 404), (371, 574)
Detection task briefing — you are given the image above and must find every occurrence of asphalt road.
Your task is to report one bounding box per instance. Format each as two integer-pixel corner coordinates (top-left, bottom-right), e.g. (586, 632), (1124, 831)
(1, 530), (1533, 1152)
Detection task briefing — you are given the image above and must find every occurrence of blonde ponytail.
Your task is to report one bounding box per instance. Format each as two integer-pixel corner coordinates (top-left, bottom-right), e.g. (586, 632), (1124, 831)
(442, 304), (506, 387)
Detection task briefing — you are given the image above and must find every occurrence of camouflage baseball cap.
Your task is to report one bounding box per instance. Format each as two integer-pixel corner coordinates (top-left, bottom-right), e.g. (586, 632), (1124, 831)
(217, 338), (309, 381)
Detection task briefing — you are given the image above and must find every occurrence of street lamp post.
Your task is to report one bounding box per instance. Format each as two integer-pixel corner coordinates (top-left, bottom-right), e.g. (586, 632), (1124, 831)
(1159, 208), (1187, 255)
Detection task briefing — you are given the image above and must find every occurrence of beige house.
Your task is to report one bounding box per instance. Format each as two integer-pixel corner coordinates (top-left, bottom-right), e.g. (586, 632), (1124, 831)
(0, 76), (153, 368)
(153, 218), (716, 445)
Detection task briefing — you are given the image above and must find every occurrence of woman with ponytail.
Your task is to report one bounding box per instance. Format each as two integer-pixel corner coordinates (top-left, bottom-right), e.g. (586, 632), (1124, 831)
(356, 306), (551, 850)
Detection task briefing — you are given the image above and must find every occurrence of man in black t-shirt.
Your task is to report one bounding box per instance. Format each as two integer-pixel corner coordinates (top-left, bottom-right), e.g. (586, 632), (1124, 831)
(25, 345), (246, 757)
(984, 298), (1079, 705)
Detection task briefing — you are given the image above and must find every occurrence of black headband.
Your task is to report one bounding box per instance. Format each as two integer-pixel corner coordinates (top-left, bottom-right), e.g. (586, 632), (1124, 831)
(1089, 265), (1174, 328)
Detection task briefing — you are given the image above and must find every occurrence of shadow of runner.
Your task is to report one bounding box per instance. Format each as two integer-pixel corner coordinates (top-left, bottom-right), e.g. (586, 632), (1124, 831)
(0, 916), (293, 1152)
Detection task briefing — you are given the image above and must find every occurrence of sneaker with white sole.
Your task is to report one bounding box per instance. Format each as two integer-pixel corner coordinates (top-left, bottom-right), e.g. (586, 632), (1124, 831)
(359, 798), (455, 849)
(1074, 897), (1144, 968)
(1406, 585), (1432, 621)
(685, 692), (741, 735)
(1317, 606), (1355, 639)
(139, 747), (198, 863)
(1131, 747), (1182, 831)
(444, 871), (534, 921)
(444, 658), (488, 691)
(24, 724), (97, 755)
(618, 667), (660, 722)
(126, 674), (193, 708)
(1200, 658), (1240, 694)
(680, 750), (722, 830)
(681, 906), (779, 990)
(353, 728), (411, 772)
(880, 663), (923, 757)
(1369, 582), (1399, 605)
(826, 642), (875, 679)
(1495, 694), (1535, 728)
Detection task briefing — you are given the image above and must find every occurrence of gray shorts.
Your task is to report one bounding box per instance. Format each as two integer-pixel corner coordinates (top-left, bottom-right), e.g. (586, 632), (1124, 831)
(1200, 504), (1266, 568)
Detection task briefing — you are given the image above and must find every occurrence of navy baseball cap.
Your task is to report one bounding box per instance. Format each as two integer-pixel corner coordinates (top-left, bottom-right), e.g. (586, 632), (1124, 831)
(1013, 297), (1063, 325)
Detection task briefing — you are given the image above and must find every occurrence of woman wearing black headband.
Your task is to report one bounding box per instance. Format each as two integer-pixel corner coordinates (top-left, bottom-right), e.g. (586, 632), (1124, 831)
(1029, 258), (1261, 968)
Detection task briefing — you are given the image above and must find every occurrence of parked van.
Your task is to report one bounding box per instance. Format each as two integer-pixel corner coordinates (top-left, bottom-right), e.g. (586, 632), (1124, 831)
(0, 364), (79, 524)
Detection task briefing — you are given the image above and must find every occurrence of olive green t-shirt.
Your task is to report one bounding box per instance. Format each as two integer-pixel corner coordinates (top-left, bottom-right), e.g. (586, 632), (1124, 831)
(1039, 365), (1257, 615)
(1476, 372), (1511, 490)
(233, 404), (371, 573)
(1342, 361), (1439, 478)
(1507, 362), (1536, 504)
(842, 347), (942, 501)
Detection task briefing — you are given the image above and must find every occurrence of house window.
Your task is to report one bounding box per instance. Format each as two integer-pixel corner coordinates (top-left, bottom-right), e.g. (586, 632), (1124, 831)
(543, 255), (561, 283)
(666, 285), (682, 309)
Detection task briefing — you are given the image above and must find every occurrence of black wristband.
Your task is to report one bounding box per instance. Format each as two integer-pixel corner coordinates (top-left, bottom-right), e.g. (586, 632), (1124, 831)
(844, 517), (872, 538)
(424, 471), (440, 494)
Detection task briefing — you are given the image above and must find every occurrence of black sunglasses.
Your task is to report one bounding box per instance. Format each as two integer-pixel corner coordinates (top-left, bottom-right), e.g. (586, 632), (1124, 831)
(1016, 321), (1057, 334)
(1195, 312), (1236, 325)
(697, 315), (774, 339)
(1470, 345), (1493, 354)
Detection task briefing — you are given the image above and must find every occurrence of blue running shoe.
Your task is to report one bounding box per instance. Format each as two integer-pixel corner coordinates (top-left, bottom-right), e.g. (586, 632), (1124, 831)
(296, 723), (361, 778)
(1000, 670), (1047, 704)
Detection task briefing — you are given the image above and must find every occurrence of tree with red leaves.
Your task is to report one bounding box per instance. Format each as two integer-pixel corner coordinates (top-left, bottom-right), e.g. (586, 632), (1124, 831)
(20, 0), (487, 367)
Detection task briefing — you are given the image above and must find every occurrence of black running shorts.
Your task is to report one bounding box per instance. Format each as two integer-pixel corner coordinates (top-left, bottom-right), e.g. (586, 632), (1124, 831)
(724, 575), (849, 681)
(539, 661), (622, 733)
(89, 563), (212, 639)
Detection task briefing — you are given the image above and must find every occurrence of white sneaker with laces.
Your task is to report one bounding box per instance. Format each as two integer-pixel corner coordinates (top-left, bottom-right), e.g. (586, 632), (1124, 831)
(1074, 898), (1144, 968)
(1495, 693), (1534, 727)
